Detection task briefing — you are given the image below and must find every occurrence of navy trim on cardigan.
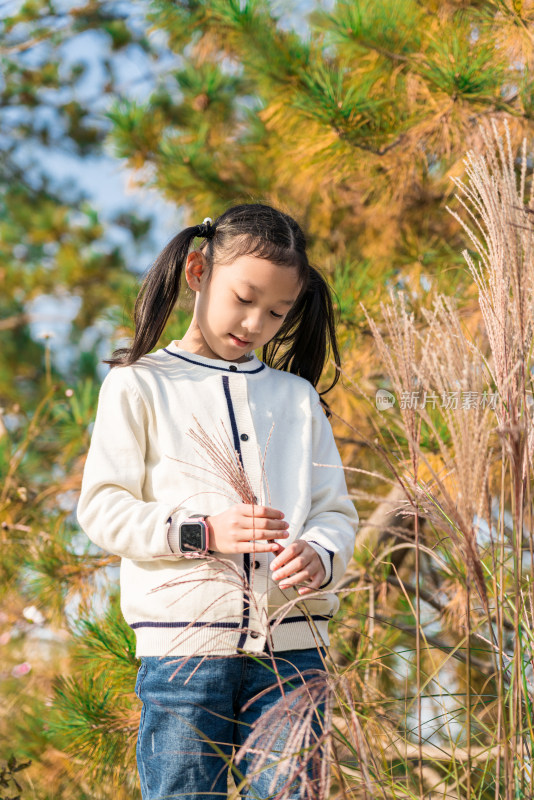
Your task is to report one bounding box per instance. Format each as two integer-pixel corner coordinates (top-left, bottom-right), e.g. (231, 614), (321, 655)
(275, 614), (333, 624)
(306, 539), (335, 589)
(221, 375), (251, 651)
(163, 348), (266, 374)
(130, 621), (241, 629)
(222, 375), (243, 468)
(129, 614), (331, 630)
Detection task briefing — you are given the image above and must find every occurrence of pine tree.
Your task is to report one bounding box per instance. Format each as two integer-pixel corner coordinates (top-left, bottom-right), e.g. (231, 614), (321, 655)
(2, 0), (534, 797)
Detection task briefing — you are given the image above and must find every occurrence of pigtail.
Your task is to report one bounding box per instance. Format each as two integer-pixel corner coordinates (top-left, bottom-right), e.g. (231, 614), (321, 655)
(263, 266), (341, 416)
(103, 226), (205, 368)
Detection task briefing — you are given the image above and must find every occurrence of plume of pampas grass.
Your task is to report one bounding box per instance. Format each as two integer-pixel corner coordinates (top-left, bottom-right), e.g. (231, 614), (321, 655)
(234, 669), (334, 800)
(359, 283), (496, 796)
(168, 414), (260, 506)
(446, 118), (534, 480)
(414, 292), (494, 610)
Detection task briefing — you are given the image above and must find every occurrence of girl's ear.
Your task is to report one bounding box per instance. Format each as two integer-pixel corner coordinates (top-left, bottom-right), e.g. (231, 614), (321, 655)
(184, 251), (207, 292)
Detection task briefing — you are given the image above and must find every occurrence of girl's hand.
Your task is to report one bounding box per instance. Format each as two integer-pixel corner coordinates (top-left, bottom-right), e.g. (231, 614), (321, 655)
(269, 541), (326, 595)
(206, 504), (289, 554)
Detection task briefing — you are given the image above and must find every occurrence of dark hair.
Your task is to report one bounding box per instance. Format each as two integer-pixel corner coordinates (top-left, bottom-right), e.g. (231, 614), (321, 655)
(103, 203), (340, 412)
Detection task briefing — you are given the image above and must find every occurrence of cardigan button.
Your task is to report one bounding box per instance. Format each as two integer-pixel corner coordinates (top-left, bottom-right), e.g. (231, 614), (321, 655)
(253, 561), (260, 570)
(249, 631), (260, 639)
(240, 433), (249, 441)
(229, 365), (238, 371)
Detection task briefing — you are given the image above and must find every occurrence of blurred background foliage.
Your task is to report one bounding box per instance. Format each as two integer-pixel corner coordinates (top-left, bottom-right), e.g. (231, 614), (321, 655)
(1, 0), (534, 797)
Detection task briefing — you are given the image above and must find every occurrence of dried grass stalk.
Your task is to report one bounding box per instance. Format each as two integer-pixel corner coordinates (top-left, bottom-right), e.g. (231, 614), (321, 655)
(234, 670), (334, 800)
(446, 117), (534, 478)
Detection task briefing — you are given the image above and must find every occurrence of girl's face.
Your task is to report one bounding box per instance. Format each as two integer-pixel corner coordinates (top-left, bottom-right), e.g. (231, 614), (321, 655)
(181, 253), (302, 362)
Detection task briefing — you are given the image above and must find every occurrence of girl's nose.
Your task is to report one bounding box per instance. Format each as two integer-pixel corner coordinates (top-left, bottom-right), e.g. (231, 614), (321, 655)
(243, 312), (263, 335)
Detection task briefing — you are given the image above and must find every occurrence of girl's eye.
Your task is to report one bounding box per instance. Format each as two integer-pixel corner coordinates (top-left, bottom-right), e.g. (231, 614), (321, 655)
(236, 294), (283, 319)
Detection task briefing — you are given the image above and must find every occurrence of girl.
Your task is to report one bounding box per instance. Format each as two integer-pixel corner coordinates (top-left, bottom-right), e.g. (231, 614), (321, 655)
(76, 203), (358, 800)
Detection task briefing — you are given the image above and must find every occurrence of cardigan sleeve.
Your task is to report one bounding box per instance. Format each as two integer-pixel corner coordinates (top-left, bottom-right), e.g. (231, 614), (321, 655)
(299, 394), (358, 589)
(76, 366), (197, 562)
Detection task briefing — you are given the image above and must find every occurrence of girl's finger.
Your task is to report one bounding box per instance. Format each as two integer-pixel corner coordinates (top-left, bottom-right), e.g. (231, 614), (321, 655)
(270, 547), (296, 571)
(297, 583), (321, 595)
(243, 520), (289, 539)
(245, 519), (289, 533)
(236, 514), (288, 531)
(238, 528), (289, 541)
(271, 552), (307, 577)
(292, 574), (322, 593)
(278, 568), (314, 589)
(236, 541), (281, 554)
(241, 505), (285, 519)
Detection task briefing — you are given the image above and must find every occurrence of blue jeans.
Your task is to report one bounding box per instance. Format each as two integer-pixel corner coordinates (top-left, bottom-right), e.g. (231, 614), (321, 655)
(134, 648), (328, 800)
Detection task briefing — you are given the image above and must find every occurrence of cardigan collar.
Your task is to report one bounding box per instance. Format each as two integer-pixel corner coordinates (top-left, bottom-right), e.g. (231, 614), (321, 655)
(162, 340), (266, 374)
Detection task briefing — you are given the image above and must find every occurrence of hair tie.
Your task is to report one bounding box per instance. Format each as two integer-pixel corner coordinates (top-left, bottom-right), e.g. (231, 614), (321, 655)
(197, 217), (214, 239)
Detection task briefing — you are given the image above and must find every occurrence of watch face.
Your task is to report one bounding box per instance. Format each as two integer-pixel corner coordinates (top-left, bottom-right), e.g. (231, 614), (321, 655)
(180, 523), (205, 552)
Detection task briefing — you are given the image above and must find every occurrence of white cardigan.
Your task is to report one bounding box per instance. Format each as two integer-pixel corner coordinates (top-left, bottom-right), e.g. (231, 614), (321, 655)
(76, 340), (358, 657)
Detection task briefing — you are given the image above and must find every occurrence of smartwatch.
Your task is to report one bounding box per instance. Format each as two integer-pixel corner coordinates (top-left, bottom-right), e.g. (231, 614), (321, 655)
(178, 515), (210, 558)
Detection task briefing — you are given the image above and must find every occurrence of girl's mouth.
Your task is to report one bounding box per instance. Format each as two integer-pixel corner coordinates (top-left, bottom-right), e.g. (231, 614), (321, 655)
(229, 334), (251, 347)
